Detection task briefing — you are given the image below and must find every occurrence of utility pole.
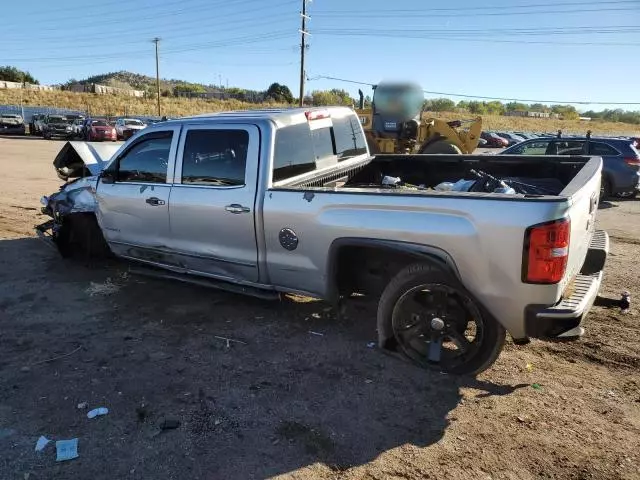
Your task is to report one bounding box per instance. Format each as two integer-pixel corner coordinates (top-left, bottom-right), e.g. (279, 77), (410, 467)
(298, 0), (309, 107)
(153, 37), (161, 117)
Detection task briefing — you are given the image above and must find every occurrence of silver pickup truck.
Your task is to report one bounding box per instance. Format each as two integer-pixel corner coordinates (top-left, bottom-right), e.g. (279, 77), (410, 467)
(38, 107), (608, 374)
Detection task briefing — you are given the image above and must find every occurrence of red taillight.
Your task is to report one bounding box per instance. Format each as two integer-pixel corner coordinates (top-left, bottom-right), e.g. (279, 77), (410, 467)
(523, 218), (571, 284)
(305, 110), (330, 121)
(623, 157), (640, 166)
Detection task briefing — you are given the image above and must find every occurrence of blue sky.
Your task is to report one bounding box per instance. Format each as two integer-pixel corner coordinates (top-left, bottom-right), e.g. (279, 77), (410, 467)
(3, 0), (640, 110)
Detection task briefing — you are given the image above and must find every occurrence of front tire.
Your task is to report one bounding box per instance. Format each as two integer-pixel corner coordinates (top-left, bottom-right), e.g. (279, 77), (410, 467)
(377, 263), (506, 375)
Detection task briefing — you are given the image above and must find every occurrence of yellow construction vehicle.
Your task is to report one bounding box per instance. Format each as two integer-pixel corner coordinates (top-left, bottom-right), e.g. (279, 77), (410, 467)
(355, 82), (482, 154)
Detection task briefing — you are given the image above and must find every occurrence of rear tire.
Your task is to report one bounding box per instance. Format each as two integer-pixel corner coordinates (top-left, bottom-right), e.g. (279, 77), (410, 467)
(377, 263), (506, 375)
(419, 140), (463, 154)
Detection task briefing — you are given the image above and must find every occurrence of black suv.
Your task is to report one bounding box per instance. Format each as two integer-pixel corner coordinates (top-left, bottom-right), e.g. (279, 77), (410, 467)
(502, 136), (640, 198)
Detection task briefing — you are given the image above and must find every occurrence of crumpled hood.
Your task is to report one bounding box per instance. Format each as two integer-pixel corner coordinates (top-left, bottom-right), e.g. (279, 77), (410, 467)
(42, 175), (100, 216)
(53, 141), (121, 180)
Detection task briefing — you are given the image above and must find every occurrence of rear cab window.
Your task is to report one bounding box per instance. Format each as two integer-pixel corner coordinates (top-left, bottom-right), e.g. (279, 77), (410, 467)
(180, 129), (249, 186)
(272, 111), (367, 183)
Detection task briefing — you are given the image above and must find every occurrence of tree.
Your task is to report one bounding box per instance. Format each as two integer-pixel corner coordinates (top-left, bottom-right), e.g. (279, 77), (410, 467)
(173, 83), (206, 96)
(529, 103), (550, 113)
(505, 102), (528, 112)
(311, 88), (354, 106)
(424, 98), (456, 112)
(551, 104), (579, 120)
(467, 101), (487, 115)
(0, 65), (39, 84)
(485, 101), (505, 115)
(265, 83), (294, 103)
(457, 100), (470, 111)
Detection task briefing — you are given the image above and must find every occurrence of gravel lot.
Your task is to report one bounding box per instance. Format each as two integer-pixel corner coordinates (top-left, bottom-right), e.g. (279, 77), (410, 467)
(0, 136), (638, 480)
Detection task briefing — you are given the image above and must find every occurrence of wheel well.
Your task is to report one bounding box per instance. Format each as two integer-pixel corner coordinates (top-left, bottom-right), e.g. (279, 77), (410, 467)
(55, 212), (111, 260)
(331, 244), (451, 299)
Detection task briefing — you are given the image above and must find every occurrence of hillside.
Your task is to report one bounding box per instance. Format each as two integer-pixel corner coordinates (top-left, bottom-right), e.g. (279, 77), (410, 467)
(0, 88), (282, 117)
(1, 88), (639, 135)
(78, 71), (193, 95)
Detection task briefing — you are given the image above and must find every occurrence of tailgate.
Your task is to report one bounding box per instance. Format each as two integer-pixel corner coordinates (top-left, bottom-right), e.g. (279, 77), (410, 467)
(561, 156), (602, 291)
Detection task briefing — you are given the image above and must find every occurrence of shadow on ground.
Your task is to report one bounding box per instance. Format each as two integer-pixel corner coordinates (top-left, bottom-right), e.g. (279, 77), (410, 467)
(0, 237), (525, 479)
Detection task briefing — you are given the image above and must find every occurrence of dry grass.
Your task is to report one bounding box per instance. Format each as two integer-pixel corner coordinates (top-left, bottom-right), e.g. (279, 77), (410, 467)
(1, 89), (638, 135)
(0, 89), (285, 117)
(427, 111), (640, 136)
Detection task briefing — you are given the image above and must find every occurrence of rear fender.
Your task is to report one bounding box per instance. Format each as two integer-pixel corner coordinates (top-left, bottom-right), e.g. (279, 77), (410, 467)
(325, 238), (461, 302)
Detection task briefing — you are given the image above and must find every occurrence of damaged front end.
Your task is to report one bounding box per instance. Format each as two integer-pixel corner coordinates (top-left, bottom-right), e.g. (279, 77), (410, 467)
(36, 141), (120, 258)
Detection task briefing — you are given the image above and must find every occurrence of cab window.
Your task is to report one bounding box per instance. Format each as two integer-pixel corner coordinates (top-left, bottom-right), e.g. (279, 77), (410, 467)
(112, 131), (173, 183)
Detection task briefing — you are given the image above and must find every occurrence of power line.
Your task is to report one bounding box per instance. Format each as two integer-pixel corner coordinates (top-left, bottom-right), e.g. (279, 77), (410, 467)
(310, 75), (640, 106)
(314, 0), (638, 14)
(314, 26), (640, 37)
(4, 0), (298, 33)
(313, 31), (640, 46)
(2, 31), (294, 63)
(313, 6), (638, 18)
(2, 14), (297, 51)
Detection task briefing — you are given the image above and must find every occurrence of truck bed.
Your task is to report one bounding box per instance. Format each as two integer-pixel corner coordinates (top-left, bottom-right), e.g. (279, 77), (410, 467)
(278, 154), (597, 199)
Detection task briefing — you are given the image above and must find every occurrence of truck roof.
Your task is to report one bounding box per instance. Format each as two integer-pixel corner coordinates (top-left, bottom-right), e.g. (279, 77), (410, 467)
(178, 106), (355, 127)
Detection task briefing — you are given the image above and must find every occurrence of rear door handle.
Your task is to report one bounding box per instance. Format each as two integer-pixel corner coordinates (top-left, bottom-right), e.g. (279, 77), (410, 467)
(225, 204), (250, 214)
(145, 197), (166, 206)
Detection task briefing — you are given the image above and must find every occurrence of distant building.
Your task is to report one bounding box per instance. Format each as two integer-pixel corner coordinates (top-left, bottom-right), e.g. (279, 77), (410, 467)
(0, 81), (57, 91)
(504, 110), (560, 119)
(65, 83), (144, 98)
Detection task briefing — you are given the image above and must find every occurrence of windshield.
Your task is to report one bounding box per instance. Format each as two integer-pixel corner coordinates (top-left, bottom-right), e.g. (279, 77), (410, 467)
(91, 120), (108, 126)
(125, 119), (144, 126)
(1, 115), (19, 119)
(49, 116), (68, 123)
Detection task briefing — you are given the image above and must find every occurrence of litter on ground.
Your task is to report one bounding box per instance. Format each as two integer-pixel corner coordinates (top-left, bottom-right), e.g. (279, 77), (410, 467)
(55, 438), (79, 462)
(87, 407), (109, 419)
(85, 279), (120, 297)
(35, 436), (50, 452)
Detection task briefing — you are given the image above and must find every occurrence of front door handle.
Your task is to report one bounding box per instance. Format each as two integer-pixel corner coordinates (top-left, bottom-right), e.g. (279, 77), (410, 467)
(225, 204), (250, 214)
(145, 197), (166, 206)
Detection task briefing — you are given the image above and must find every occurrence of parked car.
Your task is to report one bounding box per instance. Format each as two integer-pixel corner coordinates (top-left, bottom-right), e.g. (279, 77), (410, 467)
(494, 132), (525, 146)
(42, 115), (74, 140)
(514, 132), (537, 140)
(84, 119), (117, 142)
(501, 137), (640, 199)
(39, 107), (608, 375)
(71, 118), (86, 138)
(29, 114), (45, 135)
(34, 114), (47, 135)
(0, 114), (26, 135)
(114, 118), (147, 140)
(480, 131), (509, 147)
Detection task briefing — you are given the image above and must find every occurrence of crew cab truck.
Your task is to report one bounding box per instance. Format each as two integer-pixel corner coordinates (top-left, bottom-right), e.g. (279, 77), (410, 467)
(39, 107), (608, 375)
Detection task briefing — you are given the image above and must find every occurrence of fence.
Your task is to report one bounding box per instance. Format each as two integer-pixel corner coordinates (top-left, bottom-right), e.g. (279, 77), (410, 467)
(0, 105), (85, 122)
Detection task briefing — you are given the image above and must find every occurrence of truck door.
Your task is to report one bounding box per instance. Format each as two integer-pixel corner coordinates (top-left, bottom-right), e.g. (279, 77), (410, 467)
(167, 124), (260, 283)
(96, 127), (181, 263)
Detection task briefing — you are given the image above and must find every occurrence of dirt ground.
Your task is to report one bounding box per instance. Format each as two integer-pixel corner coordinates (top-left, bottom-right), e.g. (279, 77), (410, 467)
(0, 136), (638, 480)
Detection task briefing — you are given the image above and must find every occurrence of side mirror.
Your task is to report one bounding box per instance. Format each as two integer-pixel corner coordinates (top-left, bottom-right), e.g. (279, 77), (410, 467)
(100, 170), (115, 184)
